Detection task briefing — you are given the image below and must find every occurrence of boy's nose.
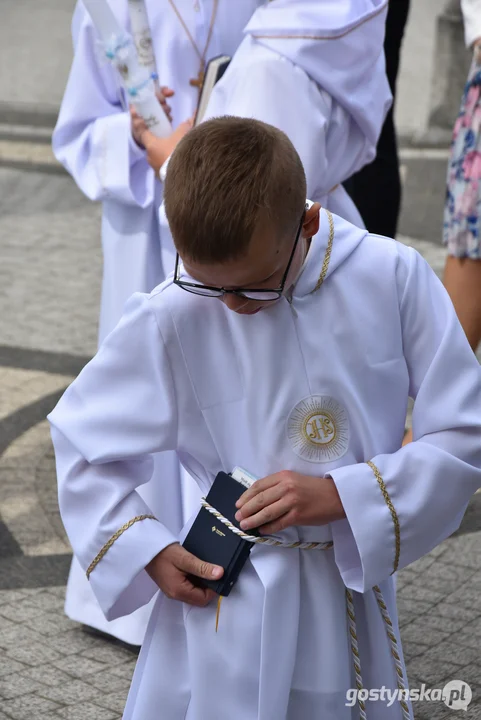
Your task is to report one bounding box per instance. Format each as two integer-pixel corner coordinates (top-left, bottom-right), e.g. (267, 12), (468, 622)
(222, 293), (249, 312)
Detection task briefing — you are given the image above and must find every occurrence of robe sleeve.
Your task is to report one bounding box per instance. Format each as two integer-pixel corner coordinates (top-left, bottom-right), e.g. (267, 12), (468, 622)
(52, 2), (155, 208)
(329, 245), (481, 593)
(48, 293), (179, 619)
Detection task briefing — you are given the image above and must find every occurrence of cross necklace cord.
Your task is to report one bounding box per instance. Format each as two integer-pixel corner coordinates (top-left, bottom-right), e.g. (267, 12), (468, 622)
(167, 0), (220, 89)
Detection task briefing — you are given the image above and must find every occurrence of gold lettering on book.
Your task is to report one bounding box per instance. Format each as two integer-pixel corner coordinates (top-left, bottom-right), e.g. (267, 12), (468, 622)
(212, 525), (225, 537)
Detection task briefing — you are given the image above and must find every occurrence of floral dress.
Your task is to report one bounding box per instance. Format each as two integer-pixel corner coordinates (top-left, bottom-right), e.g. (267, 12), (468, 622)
(444, 57), (481, 258)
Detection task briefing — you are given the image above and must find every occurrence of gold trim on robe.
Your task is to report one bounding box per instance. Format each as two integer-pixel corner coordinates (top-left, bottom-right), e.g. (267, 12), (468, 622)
(252, 5), (387, 42)
(367, 461), (401, 573)
(86, 515), (157, 579)
(313, 209), (335, 291)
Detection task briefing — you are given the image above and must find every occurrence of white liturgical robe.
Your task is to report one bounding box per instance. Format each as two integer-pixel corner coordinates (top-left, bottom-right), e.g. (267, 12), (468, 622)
(53, 0), (262, 645)
(49, 210), (481, 719)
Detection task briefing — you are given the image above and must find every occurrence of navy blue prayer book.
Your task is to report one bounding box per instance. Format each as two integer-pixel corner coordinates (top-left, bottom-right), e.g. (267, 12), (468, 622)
(182, 470), (259, 596)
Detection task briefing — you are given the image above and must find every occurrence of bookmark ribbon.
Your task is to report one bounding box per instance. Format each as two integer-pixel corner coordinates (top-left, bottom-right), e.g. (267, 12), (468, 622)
(215, 595), (223, 632)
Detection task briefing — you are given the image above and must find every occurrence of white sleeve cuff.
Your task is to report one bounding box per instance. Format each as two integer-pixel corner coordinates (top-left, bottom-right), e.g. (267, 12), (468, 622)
(328, 461), (397, 593)
(91, 111), (154, 208)
(88, 515), (178, 620)
(128, 128), (147, 160)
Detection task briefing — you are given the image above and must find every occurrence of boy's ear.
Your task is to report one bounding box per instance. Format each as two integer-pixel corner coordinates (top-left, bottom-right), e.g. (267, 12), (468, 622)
(302, 202), (321, 239)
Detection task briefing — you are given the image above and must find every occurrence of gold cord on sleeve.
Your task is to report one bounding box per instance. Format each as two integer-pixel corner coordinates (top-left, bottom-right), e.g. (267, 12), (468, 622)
(86, 514), (157, 579)
(367, 461), (400, 574)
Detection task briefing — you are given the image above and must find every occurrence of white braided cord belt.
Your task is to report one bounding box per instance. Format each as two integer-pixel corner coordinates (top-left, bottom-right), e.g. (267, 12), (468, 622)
(200, 498), (333, 550)
(201, 498), (410, 720)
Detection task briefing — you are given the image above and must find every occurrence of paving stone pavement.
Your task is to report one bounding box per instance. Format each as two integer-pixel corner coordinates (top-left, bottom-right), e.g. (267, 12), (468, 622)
(0, 167), (480, 719)
(0, 168), (101, 357)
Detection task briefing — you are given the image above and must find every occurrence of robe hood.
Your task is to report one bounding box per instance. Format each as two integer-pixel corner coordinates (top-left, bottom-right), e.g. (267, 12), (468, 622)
(292, 209), (367, 298)
(244, 0), (391, 158)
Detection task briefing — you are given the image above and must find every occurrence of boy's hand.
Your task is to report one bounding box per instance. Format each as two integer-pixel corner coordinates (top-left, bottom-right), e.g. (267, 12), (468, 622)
(130, 85), (174, 147)
(146, 543), (223, 607)
(141, 118), (194, 174)
(155, 86), (174, 122)
(234, 471), (345, 535)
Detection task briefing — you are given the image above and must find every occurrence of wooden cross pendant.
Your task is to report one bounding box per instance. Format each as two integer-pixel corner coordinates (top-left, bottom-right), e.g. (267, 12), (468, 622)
(190, 68), (205, 89)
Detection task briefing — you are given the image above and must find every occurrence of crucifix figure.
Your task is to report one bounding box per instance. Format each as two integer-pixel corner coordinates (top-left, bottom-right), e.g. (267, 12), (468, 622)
(189, 67), (205, 89)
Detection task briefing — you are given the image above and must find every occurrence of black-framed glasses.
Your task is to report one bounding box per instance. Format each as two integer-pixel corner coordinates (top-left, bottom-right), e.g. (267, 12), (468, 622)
(173, 210), (306, 302)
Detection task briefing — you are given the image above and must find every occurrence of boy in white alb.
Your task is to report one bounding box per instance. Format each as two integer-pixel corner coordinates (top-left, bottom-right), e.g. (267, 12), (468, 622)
(49, 118), (481, 719)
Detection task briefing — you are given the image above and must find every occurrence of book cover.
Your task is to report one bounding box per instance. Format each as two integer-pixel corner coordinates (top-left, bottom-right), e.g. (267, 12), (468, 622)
(195, 54), (231, 125)
(182, 470), (259, 596)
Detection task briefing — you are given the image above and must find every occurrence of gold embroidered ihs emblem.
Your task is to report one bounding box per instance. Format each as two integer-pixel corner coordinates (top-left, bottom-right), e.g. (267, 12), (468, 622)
(306, 413), (335, 443)
(287, 396), (349, 463)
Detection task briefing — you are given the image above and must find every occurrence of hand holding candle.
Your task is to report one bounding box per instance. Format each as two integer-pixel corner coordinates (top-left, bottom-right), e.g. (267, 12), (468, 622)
(82, 0), (171, 138)
(134, 116), (194, 174)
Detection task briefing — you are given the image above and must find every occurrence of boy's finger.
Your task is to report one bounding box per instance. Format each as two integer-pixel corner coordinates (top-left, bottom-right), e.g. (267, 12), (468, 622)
(235, 485), (284, 520)
(177, 548), (223, 581)
(133, 118), (146, 132)
(258, 510), (294, 537)
(236, 475), (279, 508)
(176, 580), (215, 607)
(239, 498), (288, 531)
(155, 88), (175, 105)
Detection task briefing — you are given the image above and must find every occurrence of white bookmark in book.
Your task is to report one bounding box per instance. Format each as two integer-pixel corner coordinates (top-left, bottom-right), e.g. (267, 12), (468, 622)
(82, 0), (170, 137)
(231, 467), (258, 489)
(127, 0), (159, 91)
